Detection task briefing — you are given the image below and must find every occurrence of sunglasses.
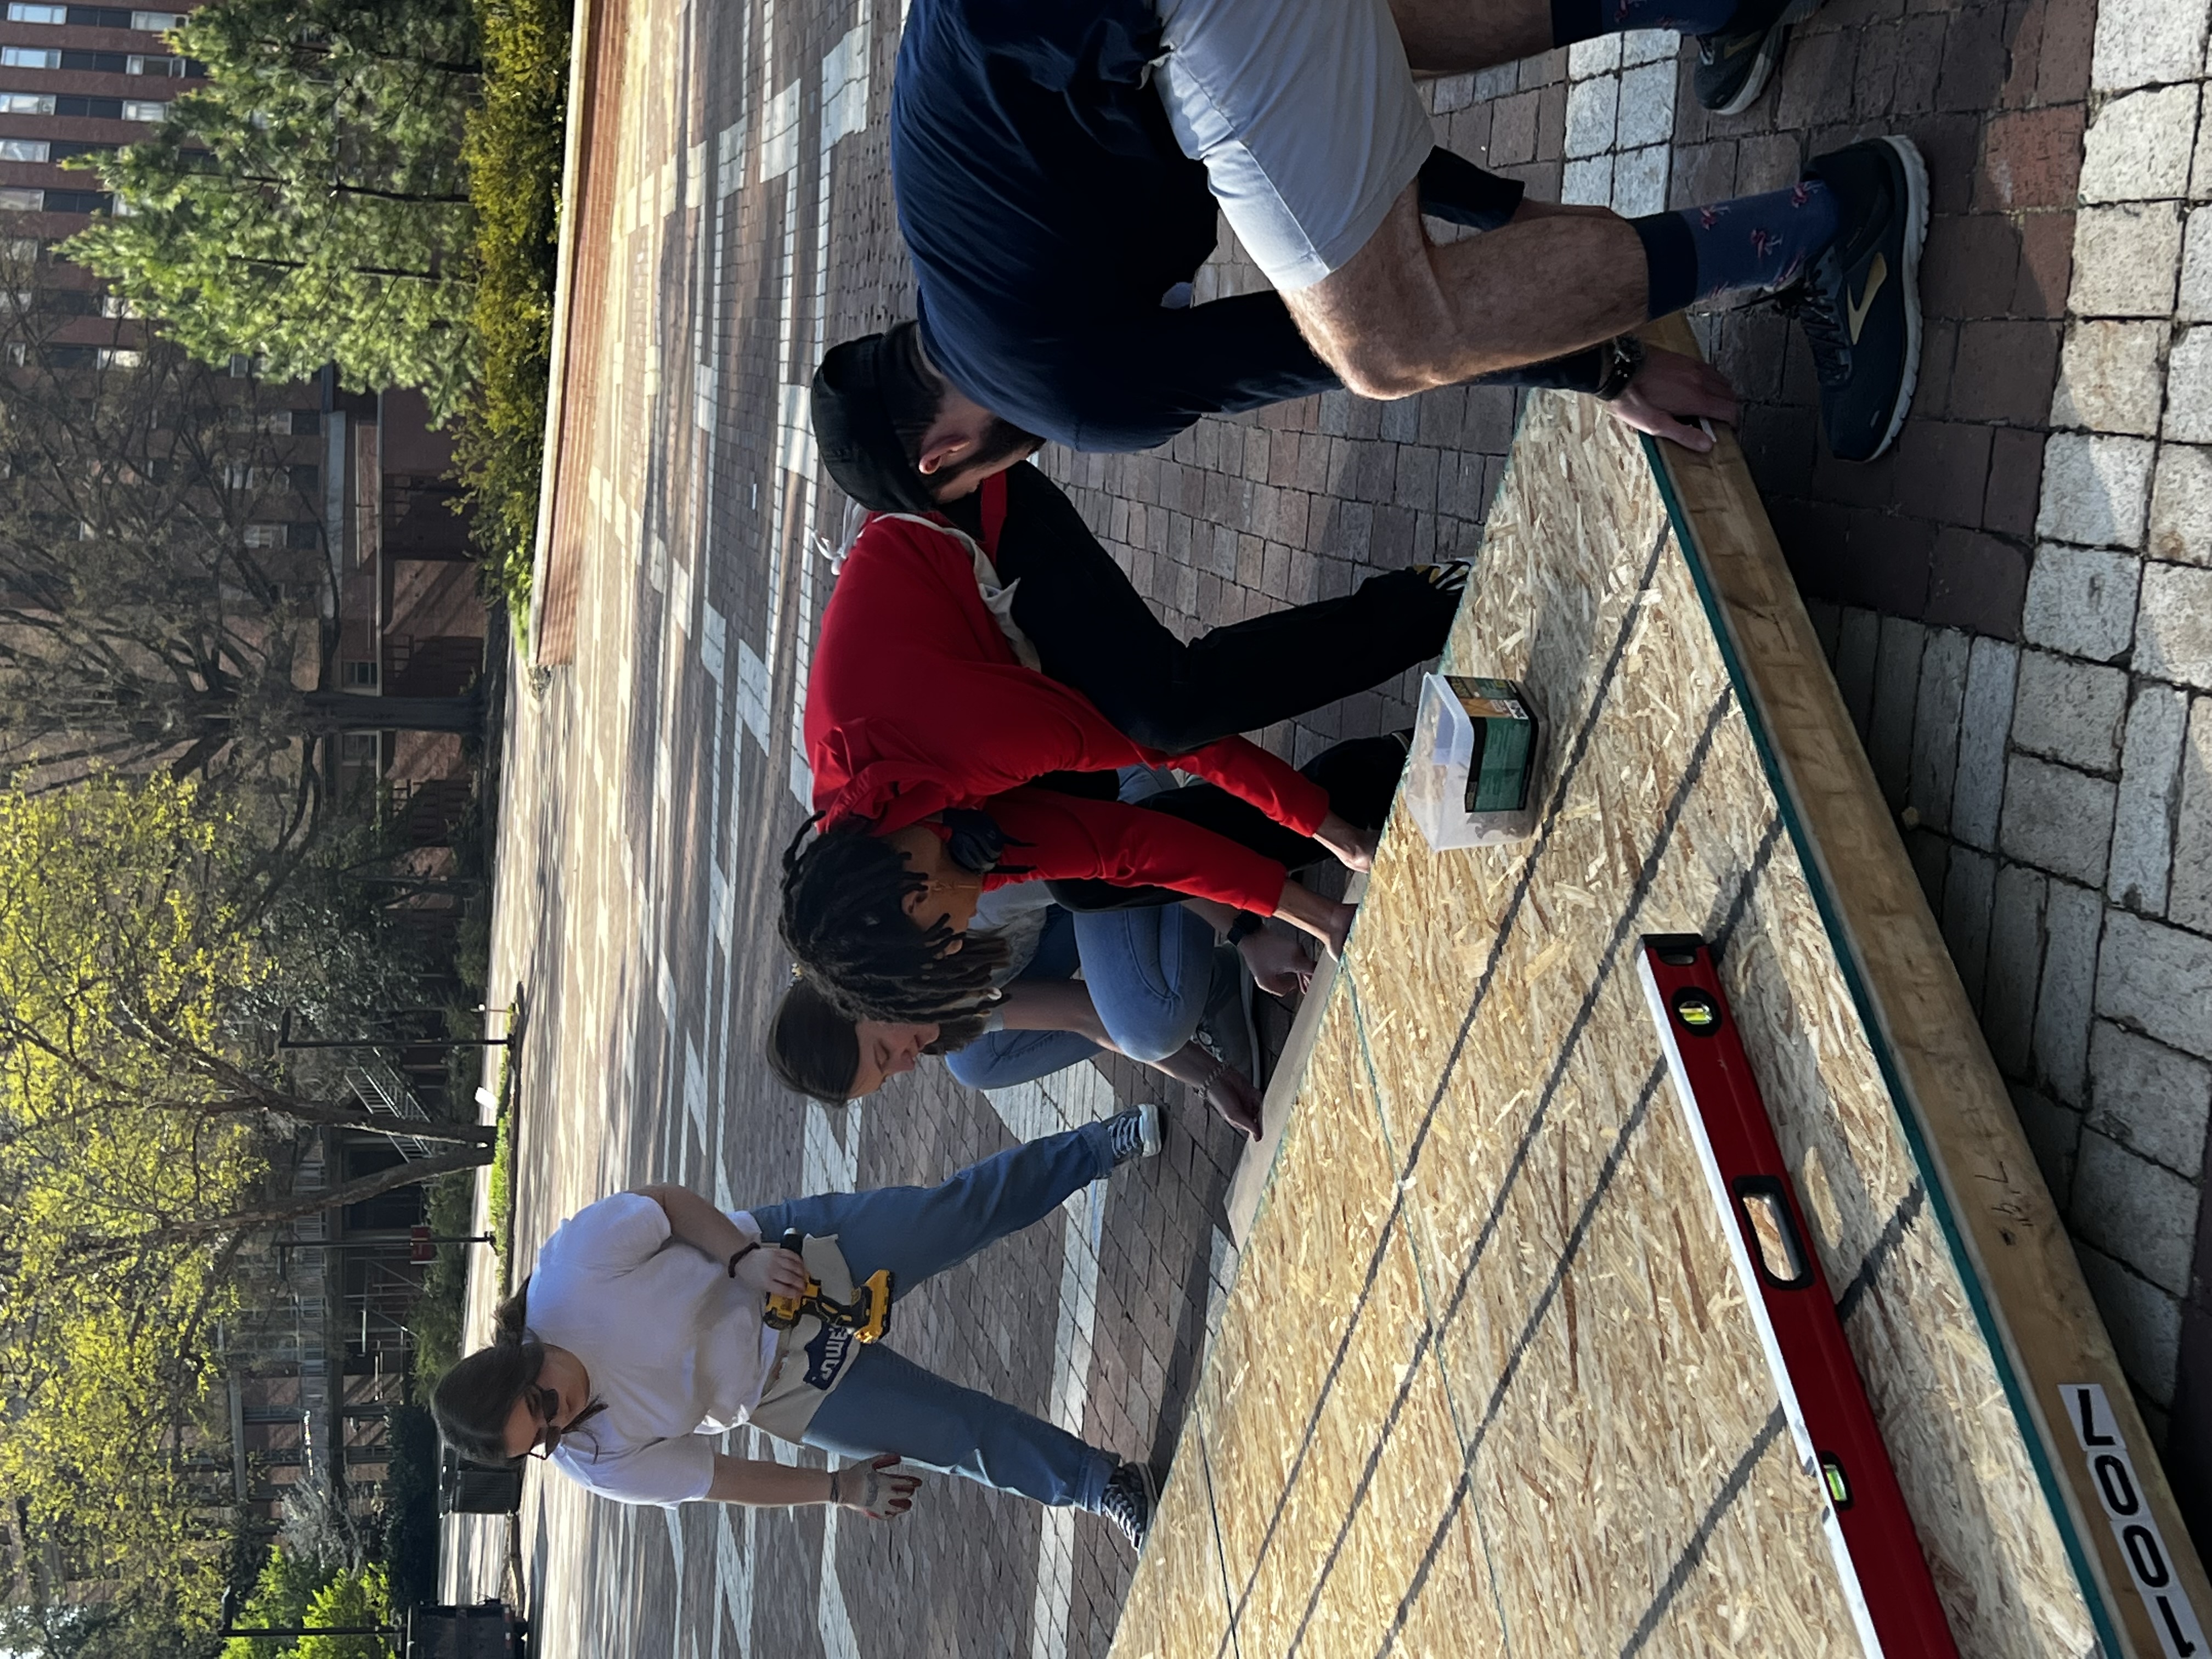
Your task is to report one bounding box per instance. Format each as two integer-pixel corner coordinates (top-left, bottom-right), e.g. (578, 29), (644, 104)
(526, 1383), (566, 1460)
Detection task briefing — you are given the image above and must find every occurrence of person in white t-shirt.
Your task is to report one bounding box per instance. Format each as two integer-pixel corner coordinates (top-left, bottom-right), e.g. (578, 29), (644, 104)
(430, 1110), (1166, 1546)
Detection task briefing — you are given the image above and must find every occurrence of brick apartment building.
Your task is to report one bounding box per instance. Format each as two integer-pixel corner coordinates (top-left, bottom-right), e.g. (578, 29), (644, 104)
(0, 1), (492, 1529)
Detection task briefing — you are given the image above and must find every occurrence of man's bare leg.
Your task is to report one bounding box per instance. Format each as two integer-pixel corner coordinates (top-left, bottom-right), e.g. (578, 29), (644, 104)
(1385, 0), (1554, 74)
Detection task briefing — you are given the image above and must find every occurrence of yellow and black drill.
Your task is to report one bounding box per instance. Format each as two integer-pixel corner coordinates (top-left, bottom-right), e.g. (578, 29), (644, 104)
(763, 1228), (893, 1342)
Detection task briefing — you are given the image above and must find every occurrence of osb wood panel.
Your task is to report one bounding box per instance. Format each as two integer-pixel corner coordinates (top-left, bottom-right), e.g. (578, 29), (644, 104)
(1641, 312), (2212, 1659)
(1112, 391), (2105, 1659)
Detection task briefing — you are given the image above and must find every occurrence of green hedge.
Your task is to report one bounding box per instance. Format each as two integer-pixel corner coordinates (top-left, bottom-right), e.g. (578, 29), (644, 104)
(456, 0), (571, 627)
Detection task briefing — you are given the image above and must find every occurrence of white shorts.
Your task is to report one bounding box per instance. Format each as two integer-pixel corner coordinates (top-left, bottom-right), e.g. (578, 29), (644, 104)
(1153, 0), (1436, 292)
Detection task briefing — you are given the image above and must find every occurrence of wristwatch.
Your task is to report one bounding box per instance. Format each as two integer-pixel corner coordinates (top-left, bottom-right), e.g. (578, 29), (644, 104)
(1224, 911), (1264, 946)
(1594, 334), (1646, 401)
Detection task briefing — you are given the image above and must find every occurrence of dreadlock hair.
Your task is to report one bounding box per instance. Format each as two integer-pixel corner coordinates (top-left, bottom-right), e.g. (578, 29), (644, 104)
(766, 975), (994, 1107)
(778, 815), (1009, 1024)
(879, 320), (1043, 482)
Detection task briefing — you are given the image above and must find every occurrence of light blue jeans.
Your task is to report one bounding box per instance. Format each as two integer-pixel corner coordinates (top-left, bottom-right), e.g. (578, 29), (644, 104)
(746, 1122), (1119, 1511)
(946, 901), (1218, 1088)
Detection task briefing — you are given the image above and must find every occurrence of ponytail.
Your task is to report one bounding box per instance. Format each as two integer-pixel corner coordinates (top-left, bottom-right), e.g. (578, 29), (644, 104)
(431, 1280), (542, 1466)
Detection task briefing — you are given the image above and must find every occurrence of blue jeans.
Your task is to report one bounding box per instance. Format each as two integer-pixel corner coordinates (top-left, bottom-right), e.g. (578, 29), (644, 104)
(946, 900), (1217, 1088)
(746, 1123), (1119, 1511)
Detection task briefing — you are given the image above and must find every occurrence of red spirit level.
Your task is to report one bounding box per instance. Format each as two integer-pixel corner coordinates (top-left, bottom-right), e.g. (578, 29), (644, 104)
(1638, 934), (1960, 1658)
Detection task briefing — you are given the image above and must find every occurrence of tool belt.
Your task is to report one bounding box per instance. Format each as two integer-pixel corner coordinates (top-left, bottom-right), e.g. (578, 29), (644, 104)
(749, 1233), (870, 1442)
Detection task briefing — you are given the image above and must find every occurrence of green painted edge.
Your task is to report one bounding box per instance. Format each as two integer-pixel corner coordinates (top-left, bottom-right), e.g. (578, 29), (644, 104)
(1638, 434), (2122, 1657)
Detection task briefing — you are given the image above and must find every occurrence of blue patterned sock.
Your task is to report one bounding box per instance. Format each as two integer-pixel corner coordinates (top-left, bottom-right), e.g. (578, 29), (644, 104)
(1551, 0), (1742, 44)
(1630, 179), (1842, 317)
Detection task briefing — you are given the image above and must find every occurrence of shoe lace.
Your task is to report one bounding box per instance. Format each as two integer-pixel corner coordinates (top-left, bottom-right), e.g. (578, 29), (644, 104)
(1775, 267), (1853, 388)
(1101, 1466), (1146, 1539)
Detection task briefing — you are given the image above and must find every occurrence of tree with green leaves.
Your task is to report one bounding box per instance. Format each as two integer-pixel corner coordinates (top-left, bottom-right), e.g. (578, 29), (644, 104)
(219, 1551), (392, 1659)
(0, 250), (483, 865)
(0, 774), (493, 1623)
(67, 0), (482, 417)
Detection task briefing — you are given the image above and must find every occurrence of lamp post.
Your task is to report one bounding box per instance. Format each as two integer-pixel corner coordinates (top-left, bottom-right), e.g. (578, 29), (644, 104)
(276, 1007), (513, 1052)
(275, 1227), (495, 1278)
(216, 1587), (399, 1644)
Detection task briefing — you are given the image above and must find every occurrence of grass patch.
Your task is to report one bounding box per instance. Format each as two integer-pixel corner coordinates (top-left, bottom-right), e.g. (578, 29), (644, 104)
(405, 1168), (478, 1396)
(454, 0), (571, 624)
(487, 1051), (516, 1290)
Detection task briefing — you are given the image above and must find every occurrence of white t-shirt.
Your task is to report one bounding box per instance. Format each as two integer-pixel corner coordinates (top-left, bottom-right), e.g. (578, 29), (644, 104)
(526, 1193), (780, 1505)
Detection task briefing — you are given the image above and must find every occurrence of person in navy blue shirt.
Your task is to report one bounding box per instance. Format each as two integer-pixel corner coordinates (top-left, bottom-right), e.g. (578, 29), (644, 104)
(813, 0), (1929, 517)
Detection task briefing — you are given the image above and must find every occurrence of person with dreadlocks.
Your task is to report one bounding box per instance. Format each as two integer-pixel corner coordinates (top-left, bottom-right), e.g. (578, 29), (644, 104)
(769, 736), (1413, 1138)
(782, 468), (1379, 1022)
(431, 1116), (1173, 1548)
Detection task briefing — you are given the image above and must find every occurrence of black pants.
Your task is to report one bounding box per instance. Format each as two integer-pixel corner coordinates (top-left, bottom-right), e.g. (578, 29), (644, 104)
(1046, 733), (1409, 912)
(947, 465), (1458, 752)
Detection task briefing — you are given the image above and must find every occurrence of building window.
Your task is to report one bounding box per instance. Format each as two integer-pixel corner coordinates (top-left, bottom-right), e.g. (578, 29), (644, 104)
(286, 521), (319, 550)
(341, 732), (378, 763)
(95, 347), (140, 369)
(228, 353), (252, 378)
(342, 661), (379, 689)
(289, 464), (318, 494)
(43, 189), (110, 215)
(1, 48), (61, 70)
(0, 140), (49, 163)
(241, 522), (283, 549)
(0, 189), (42, 213)
(99, 291), (132, 318)
(0, 94), (58, 116)
(125, 54), (181, 76)
(6, 5), (175, 25)
(287, 409), (320, 436)
(120, 99), (167, 122)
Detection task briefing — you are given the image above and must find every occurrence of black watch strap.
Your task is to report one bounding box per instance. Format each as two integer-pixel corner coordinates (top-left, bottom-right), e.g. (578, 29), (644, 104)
(1225, 911), (1263, 945)
(1595, 334), (1646, 400)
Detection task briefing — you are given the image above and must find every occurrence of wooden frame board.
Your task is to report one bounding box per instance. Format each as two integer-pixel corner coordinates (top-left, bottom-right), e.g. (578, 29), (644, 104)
(527, 0), (622, 665)
(1120, 329), (2208, 1659)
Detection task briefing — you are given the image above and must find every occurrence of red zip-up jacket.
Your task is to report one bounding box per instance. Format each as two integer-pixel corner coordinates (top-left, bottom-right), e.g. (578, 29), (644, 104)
(803, 475), (1327, 913)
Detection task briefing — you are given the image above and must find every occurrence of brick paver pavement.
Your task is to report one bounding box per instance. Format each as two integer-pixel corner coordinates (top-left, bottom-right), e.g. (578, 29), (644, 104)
(445, 0), (2209, 1647)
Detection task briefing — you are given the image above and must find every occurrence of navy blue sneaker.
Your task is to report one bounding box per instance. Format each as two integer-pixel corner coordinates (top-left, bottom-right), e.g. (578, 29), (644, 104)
(1787, 136), (1929, 463)
(1695, 0), (1825, 116)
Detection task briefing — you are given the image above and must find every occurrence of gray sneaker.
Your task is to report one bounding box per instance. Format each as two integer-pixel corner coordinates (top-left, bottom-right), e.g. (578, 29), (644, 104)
(1098, 1460), (1160, 1551)
(1107, 1102), (1163, 1166)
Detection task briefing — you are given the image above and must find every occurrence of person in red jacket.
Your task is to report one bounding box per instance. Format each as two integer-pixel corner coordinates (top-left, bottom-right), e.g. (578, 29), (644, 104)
(787, 474), (1371, 1025)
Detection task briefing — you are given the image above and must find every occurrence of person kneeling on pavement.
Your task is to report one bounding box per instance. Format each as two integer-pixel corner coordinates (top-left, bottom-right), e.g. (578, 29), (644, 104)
(431, 1116), (1172, 1547)
(768, 738), (1411, 1134)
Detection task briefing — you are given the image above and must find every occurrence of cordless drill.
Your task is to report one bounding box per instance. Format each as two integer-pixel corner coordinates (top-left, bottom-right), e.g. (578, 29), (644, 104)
(762, 1228), (893, 1342)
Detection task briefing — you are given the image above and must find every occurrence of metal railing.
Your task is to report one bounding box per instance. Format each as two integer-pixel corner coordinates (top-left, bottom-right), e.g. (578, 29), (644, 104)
(342, 1057), (437, 1160)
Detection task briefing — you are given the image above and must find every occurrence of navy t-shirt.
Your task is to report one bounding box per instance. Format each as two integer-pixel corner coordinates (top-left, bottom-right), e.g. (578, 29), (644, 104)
(890, 0), (1338, 453)
(890, 1), (1580, 453)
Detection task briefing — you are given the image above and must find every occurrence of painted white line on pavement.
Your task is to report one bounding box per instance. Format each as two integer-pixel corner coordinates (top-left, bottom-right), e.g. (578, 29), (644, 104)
(985, 1063), (1114, 1659)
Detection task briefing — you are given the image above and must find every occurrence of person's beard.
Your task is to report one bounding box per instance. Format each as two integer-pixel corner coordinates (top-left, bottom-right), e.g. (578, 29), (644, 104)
(945, 416), (1043, 492)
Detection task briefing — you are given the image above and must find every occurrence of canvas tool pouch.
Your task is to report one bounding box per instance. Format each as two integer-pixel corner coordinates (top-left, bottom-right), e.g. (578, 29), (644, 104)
(748, 1233), (868, 1442)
